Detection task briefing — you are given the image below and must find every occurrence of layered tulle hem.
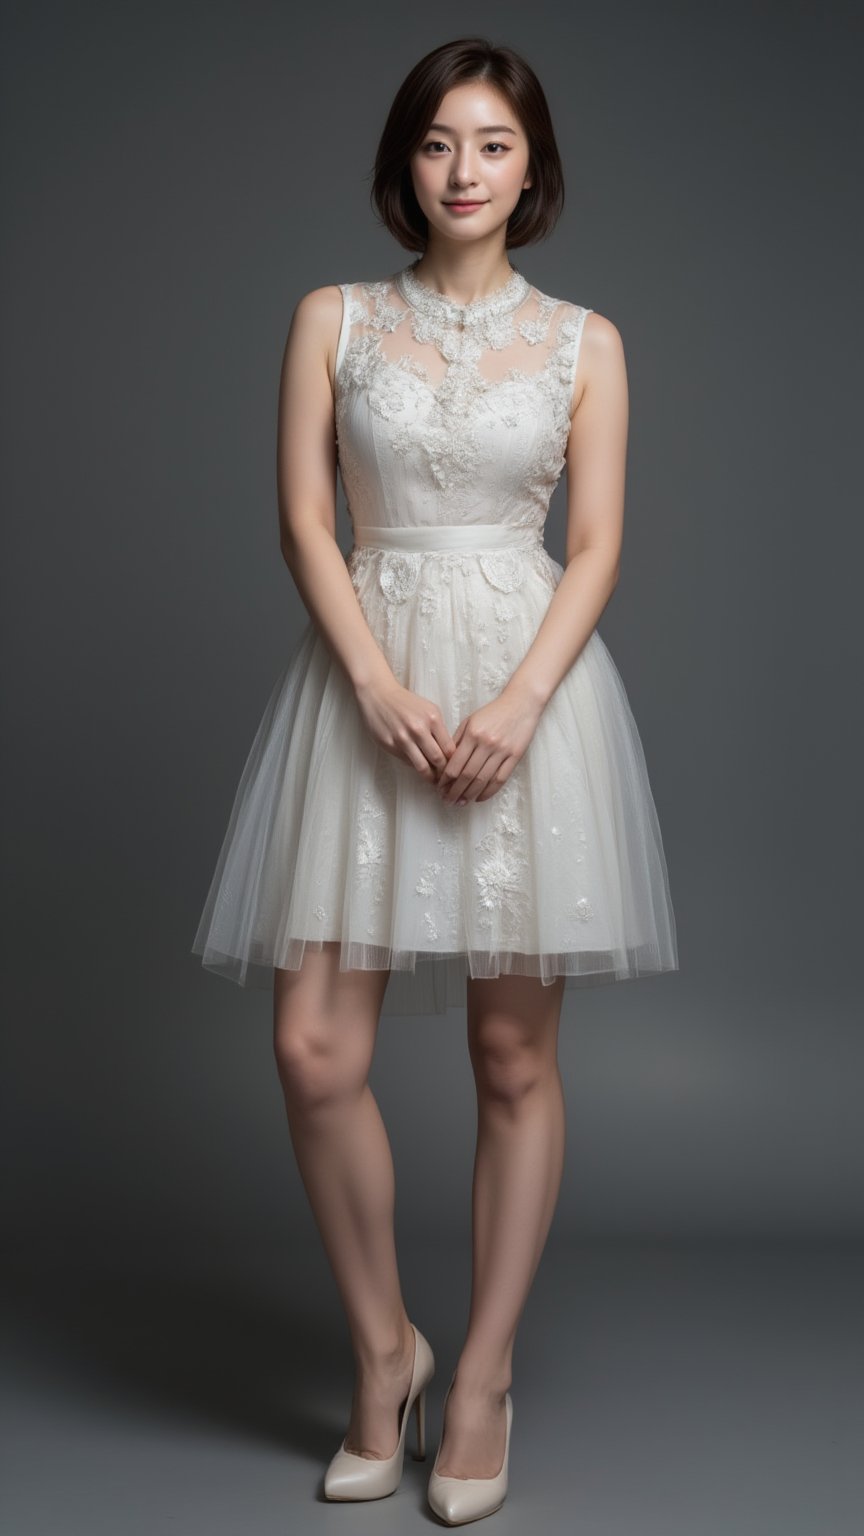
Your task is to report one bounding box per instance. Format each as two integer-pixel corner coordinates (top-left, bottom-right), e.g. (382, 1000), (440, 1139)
(191, 934), (678, 1016)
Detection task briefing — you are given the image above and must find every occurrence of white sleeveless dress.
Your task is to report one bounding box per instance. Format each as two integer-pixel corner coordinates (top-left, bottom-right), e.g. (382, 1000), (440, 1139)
(191, 261), (679, 1015)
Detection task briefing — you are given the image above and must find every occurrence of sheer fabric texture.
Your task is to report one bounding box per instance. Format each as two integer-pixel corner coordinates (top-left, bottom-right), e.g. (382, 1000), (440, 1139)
(191, 262), (679, 1015)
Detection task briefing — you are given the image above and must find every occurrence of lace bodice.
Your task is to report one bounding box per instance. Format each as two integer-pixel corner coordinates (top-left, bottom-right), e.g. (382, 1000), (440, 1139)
(334, 261), (592, 539)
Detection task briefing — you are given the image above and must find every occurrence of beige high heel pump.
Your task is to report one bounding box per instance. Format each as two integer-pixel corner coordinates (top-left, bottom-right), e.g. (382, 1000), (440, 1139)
(427, 1373), (514, 1525)
(323, 1322), (435, 1501)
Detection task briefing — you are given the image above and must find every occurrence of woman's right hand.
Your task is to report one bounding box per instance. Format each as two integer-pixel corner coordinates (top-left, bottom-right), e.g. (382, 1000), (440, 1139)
(355, 677), (456, 786)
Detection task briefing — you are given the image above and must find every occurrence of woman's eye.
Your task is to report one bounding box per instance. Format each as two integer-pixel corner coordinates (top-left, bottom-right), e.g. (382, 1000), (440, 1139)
(421, 140), (509, 154)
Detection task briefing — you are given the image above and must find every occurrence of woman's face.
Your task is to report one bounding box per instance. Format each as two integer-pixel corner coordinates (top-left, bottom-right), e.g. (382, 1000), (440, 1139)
(409, 81), (532, 247)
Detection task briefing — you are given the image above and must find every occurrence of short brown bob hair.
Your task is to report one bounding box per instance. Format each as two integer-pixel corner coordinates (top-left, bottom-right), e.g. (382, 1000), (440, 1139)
(371, 37), (565, 252)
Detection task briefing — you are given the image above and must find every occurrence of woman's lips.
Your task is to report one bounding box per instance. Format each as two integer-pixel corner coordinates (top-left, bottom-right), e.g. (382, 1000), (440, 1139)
(443, 200), (487, 213)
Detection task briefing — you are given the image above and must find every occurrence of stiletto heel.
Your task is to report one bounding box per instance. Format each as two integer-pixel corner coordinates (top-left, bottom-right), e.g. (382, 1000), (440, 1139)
(413, 1380), (427, 1459)
(427, 1373), (513, 1526)
(323, 1322), (435, 1500)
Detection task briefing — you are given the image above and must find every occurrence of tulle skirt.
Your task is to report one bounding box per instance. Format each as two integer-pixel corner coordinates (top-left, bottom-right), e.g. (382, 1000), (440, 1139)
(191, 524), (678, 1015)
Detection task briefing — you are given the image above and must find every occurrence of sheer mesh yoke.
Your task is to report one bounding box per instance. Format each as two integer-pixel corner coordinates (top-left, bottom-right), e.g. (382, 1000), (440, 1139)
(191, 262), (679, 1015)
(337, 264), (586, 390)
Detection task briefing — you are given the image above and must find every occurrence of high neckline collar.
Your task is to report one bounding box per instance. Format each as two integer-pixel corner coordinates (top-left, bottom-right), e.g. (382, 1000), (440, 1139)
(394, 260), (530, 324)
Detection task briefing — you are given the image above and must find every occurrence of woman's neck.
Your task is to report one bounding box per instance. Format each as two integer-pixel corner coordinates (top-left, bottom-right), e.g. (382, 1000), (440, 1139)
(410, 245), (516, 307)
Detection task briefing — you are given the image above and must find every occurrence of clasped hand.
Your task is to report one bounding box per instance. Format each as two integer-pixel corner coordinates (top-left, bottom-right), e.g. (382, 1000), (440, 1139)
(356, 677), (543, 805)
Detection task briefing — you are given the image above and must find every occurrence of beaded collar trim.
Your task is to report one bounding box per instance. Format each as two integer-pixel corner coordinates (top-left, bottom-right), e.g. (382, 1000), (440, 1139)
(394, 260), (530, 326)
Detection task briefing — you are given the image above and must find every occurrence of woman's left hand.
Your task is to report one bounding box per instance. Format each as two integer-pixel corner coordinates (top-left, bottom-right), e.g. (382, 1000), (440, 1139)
(434, 681), (544, 805)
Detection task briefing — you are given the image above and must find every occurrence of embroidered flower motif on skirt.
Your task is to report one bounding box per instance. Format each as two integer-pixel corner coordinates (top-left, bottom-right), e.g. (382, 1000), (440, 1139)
(479, 656), (514, 695)
(418, 583), (440, 616)
(356, 787), (386, 886)
(355, 780), (392, 937)
(415, 858), (444, 898)
(412, 839), (465, 949)
(472, 773), (531, 941)
(378, 552), (422, 604)
(414, 858), (445, 943)
(478, 551), (526, 595)
(547, 784), (596, 931)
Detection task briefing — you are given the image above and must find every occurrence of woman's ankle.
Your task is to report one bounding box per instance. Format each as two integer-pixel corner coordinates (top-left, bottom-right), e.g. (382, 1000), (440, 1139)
(353, 1312), (414, 1374)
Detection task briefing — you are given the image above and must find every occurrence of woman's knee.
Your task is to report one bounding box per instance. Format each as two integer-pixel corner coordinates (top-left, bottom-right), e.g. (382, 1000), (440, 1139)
(270, 1026), (361, 1112)
(468, 1015), (547, 1106)
(467, 977), (563, 1106)
(272, 951), (381, 1109)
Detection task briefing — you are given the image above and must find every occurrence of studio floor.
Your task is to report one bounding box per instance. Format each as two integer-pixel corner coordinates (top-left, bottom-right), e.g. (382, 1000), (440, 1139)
(2, 1237), (862, 1535)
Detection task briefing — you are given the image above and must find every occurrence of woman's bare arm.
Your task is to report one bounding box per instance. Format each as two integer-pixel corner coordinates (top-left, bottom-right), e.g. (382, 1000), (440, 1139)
(276, 286), (395, 695)
(276, 287), (456, 782)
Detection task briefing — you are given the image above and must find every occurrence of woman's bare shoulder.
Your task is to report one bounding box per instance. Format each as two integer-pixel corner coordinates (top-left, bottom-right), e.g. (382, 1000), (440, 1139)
(285, 284), (345, 389)
(290, 283), (345, 334)
(574, 310), (626, 387)
(295, 282), (345, 314)
(578, 309), (622, 349)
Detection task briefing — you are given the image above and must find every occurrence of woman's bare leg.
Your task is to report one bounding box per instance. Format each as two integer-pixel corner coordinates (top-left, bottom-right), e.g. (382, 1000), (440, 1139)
(273, 943), (415, 1459)
(434, 972), (567, 1478)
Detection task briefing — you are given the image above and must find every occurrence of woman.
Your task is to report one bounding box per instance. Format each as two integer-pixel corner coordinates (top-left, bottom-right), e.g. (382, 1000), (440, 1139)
(192, 35), (678, 1524)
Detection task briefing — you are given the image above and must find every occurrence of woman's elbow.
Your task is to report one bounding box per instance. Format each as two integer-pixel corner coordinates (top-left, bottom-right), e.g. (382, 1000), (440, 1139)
(279, 515), (335, 570)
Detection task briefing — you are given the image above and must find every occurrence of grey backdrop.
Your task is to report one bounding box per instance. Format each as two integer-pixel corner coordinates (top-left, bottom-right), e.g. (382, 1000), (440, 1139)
(2, 2), (862, 1533)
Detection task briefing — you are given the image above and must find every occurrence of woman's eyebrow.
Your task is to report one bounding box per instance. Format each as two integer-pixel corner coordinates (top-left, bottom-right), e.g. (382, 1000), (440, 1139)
(427, 123), (517, 135)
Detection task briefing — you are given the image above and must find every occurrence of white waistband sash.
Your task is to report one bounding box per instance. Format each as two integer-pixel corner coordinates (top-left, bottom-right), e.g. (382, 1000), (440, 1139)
(353, 522), (543, 552)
